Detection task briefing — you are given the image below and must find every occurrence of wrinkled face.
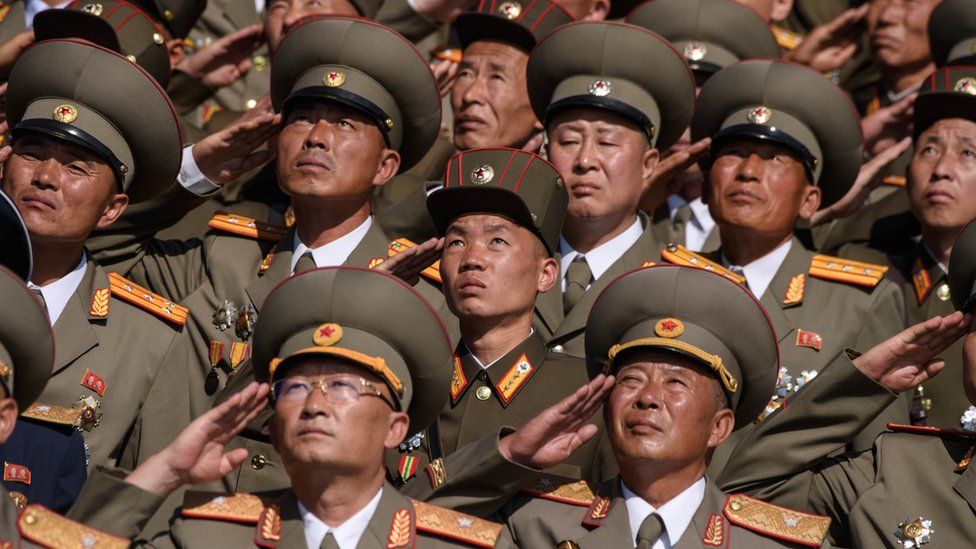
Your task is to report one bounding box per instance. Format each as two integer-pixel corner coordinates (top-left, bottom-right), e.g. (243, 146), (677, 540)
(546, 107), (657, 223)
(1, 132), (126, 246)
(441, 214), (554, 322)
(266, 0), (360, 53)
(909, 118), (976, 235)
(867, 0), (939, 72)
(451, 41), (540, 150)
(607, 348), (732, 468)
(277, 99), (398, 203)
(705, 138), (819, 238)
(270, 358), (407, 476)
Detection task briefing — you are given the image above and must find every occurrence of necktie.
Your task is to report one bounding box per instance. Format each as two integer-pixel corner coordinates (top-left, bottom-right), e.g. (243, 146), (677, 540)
(294, 251), (317, 274)
(636, 513), (665, 549)
(729, 266), (751, 292)
(672, 203), (692, 239)
(320, 532), (340, 549)
(563, 255), (593, 314)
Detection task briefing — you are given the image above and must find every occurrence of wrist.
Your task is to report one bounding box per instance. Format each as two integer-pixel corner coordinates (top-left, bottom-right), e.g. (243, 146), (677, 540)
(125, 452), (184, 497)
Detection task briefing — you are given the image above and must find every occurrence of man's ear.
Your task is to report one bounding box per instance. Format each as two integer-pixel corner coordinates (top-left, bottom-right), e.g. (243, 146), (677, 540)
(584, 0), (610, 20)
(639, 146), (661, 193)
(165, 38), (186, 69)
(796, 184), (822, 221)
(383, 412), (410, 450)
(372, 148), (401, 188)
(706, 407), (735, 449)
(95, 193), (129, 230)
(0, 398), (18, 445)
(537, 256), (559, 293)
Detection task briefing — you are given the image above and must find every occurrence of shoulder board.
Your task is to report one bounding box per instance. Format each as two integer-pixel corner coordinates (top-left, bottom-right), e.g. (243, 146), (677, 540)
(0, 5), (9, 25)
(887, 422), (976, 439)
(21, 403), (80, 426)
(661, 244), (746, 285)
(18, 504), (128, 549)
(208, 213), (287, 242)
(181, 492), (266, 524)
(387, 238), (442, 284)
(882, 175), (906, 187)
(410, 500), (503, 548)
(108, 272), (188, 326)
(521, 475), (597, 507)
(808, 254), (887, 288)
(771, 25), (804, 50)
(723, 494), (829, 548)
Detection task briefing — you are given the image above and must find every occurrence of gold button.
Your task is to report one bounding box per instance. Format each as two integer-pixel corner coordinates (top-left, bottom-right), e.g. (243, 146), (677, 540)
(251, 454), (267, 470)
(153, 32), (164, 45)
(475, 386), (491, 401)
(922, 397), (933, 411)
(937, 283), (951, 301)
(729, 500), (742, 511)
(23, 511), (36, 525)
(163, 8), (174, 20)
(245, 99), (258, 110)
(252, 55), (267, 71)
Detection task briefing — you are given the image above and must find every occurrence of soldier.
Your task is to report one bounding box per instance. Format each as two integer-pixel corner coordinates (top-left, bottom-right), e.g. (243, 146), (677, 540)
(668, 59), (907, 471)
(525, 21), (695, 358)
(386, 147), (614, 484)
(500, 264), (834, 548)
(625, 0), (781, 253)
(889, 65), (976, 430)
(1, 39), (191, 472)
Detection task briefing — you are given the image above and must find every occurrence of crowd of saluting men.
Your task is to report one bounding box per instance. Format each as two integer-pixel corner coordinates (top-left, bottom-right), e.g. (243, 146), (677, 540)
(4, 0), (976, 547)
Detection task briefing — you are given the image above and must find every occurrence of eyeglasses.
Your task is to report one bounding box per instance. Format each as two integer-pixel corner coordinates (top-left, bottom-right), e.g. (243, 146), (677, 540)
(271, 376), (396, 410)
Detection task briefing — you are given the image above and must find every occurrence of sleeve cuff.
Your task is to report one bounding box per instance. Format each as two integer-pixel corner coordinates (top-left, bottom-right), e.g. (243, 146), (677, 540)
(179, 145), (220, 196)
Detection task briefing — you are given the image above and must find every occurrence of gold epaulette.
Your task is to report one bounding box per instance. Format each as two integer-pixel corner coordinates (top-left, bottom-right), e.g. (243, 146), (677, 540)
(521, 475), (597, 507)
(411, 500), (503, 548)
(387, 238), (442, 284)
(208, 213), (287, 242)
(18, 504), (128, 549)
(882, 175), (907, 187)
(723, 494), (829, 548)
(808, 254), (887, 288)
(21, 403), (81, 426)
(661, 244), (746, 285)
(771, 25), (804, 50)
(108, 273), (188, 326)
(887, 422), (976, 439)
(181, 492), (266, 524)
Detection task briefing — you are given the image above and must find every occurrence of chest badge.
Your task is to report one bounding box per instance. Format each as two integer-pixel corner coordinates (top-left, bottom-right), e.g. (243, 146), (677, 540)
(895, 517), (933, 547)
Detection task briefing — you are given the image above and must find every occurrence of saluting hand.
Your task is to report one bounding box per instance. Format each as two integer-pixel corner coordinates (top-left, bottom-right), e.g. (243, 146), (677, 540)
(124, 381), (270, 497)
(784, 5), (867, 73)
(175, 24), (265, 90)
(193, 95), (280, 186)
(372, 237), (444, 286)
(497, 374), (614, 470)
(853, 312), (971, 394)
(639, 137), (710, 214)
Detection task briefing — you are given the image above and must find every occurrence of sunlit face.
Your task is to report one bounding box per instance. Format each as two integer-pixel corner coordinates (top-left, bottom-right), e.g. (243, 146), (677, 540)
(908, 118), (976, 235)
(265, 0), (359, 53)
(866, 0), (939, 72)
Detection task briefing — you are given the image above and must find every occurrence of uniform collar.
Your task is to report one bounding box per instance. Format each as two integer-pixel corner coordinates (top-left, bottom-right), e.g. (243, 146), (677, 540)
(722, 239), (792, 299)
(621, 477), (706, 549)
(912, 243), (948, 305)
(28, 253), (88, 326)
(297, 487), (383, 549)
(559, 217), (644, 286)
(451, 331), (547, 406)
(290, 216), (373, 273)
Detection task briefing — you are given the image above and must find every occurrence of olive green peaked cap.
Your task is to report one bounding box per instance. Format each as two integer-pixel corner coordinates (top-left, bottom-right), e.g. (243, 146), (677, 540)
(455, 0), (574, 52)
(914, 66), (976, 138)
(691, 59), (863, 209)
(0, 265), (54, 412)
(527, 21), (695, 150)
(34, 0), (173, 87)
(0, 191), (31, 282)
(253, 267), (453, 433)
(626, 0), (780, 77)
(271, 16), (441, 172)
(929, 0), (976, 67)
(586, 264), (778, 428)
(427, 147), (568, 255)
(949, 219), (976, 312)
(133, 0), (207, 38)
(6, 39), (182, 203)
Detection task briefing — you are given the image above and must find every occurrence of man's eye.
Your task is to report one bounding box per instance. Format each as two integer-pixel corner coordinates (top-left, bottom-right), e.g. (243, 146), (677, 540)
(447, 239), (464, 247)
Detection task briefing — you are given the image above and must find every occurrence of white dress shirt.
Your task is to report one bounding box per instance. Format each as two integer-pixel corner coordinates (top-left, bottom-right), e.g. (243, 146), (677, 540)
(722, 239), (792, 300)
(298, 488), (383, 549)
(622, 477), (706, 549)
(559, 218), (643, 291)
(24, 0), (71, 28)
(28, 254), (87, 326)
(666, 195), (715, 253)
(462, 329), (534, 370)
(289, 217), (373, 273)
(923, 243), (948, 275)
(178, 145), (221, 197)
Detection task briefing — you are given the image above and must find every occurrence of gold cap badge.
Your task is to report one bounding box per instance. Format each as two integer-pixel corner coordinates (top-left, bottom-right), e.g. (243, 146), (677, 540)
(81, 3), (103, 15)
(683, 42), (707, 61)
(313, 323), (343, 347)
(498, 1), (522, 19)
(52, 104), (78, 124)
(955, 77), (976, 95)
(470, 165), (494, 185)
(654, 318), (684, 339)
(588, 80), (612, 97)
(747, 106), (772, 124)
(323, 71), (346, 88)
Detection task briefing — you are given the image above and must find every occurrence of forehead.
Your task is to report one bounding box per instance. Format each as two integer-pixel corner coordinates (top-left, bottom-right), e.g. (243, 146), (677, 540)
(446, 213), (521, 232)
(548, 107), (644, 136)
(714, 136), (802, 157)
(279, 355), (378, 382)
(461, 41), (529, 68)
(12, 131), (105, 163)
(616, 347), (714, 379)
(918, 118), (976, 141)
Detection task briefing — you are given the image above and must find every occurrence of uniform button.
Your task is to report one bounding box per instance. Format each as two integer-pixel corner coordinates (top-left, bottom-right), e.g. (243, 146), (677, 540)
(475, 386), (491, 401)
(251, 454), (267, 470)
(551, 344), (564, 353)
(252, 55), (268, 71)
(936, 283), (951, 301)
(245, 99), (258, 110)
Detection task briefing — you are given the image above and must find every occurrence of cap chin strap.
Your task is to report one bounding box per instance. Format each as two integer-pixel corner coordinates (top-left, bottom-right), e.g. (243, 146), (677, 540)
(606, 337), (738, 394)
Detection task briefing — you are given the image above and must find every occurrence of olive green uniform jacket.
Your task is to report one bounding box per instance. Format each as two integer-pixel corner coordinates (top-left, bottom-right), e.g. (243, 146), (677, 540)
(719, 352), (976, 549)
(648, 204), (719, 255)
(501, 476), (831, 548)
(389, 332), (616, 485)
(23, 257), (190, 472)
(893, 243), (970, 430)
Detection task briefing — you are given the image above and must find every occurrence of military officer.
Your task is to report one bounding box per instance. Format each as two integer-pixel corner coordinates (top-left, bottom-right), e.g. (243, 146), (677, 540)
(2, 39), (191, 472)
(525, 21), (695, 358)
(889, 65), (976, 429)
(625, 0), (781, 253)
(500, 264), (833, 548)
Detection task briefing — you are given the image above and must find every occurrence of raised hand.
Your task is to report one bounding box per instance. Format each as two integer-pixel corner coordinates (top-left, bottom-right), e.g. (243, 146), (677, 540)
(498, 374), (615, 470)
(639, 137), (710, 214)
(124, 382), (270, 496)
(175, 24), (264, 90)
(0, 31), (34, 80)
(193, 97), (281, 185)
(785, 5), (868, 73)
(861, 92), (915, 157)
(852, 312), (971, 394)
(372, 237), (444, 286)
